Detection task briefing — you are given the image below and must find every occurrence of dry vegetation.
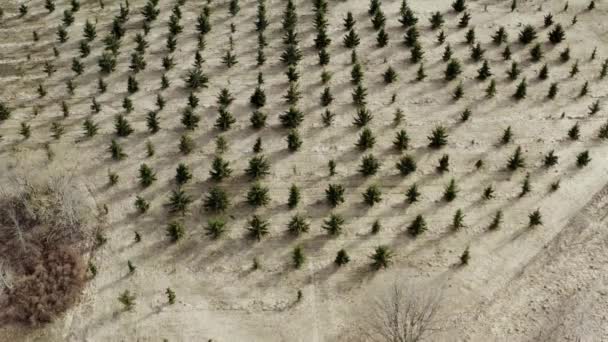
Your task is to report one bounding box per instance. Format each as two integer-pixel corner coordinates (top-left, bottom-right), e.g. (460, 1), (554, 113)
(0, 175), (99, 325)
(0, 0), (607, 340)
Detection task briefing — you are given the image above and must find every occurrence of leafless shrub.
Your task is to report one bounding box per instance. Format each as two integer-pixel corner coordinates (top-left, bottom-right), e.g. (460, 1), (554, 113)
(360, 280), (443, 342)
(0, 174), (99, 326)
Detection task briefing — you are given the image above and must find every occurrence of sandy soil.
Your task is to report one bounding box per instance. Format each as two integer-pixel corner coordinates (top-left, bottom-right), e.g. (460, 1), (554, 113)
(1, 0), (608, 340)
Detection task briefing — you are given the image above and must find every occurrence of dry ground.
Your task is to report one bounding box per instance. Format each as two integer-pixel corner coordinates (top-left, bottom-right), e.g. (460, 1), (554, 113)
(1, 0), (608, 340)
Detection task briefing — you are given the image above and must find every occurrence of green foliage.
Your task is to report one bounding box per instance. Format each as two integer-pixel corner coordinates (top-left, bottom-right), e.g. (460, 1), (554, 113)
(118, 290), (136, 311)
(370, 246), (393, 270)
(138, 164), (157, 187)
(362, 185), (382, 206)
(518, 25), (537, 44)
(428, 125), (448, 148)
(406, 214), (427, 237)
(280, 107), (304, 128)
(247, 183), (270, 207)
(548, 24), (565, 44)
(576, 150), (591, 167)
(287, 214), (310, 236)
(205, 219), (226, 239)
(514, 78), (527, 100)
(359, 154), (381, 176)
(326, 184), (345, 207)
(247, 215), (269, 241)
(204, 187), (230, 213)
(528, 209), (542, 227)
(246, 155), (270, 179)
(166, 221), (185, 242)
(429, 11), (444, 30)
(109, 139), (127, 160)
(335, 249), (350, 266)
(292, 246), (305, 269)
(134, 196), (149, 214)
(445, 59), (462, 81)
(544, 150), (559, 167)
(443, 178), (458, 202)
(288, 184), (300, 209)
(323, 213), (345, 235)
(507, 146), (526, 170)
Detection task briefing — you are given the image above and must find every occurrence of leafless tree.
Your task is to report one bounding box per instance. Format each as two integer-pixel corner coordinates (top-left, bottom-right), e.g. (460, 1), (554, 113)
(361, 281), (443, 342)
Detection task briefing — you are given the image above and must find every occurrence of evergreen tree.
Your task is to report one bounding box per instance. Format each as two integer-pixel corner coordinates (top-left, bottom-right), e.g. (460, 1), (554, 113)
(548, 24), (565, 44)
(396, 155), (417, 176)
(429, 11), (444, 30)
(445, 59), (462, 80)
(344, 12), (356, 31)
(362, 185), (382, 206)
(410, 42), (424, 64)
(452, 209), (466, 230)
(530, 43), (543, 62)
(175, 164), (194, 188)
(548, 82), (559, 99)
(443, 178), (458, 202)
(453, 82), (464, 101)
(383, 66), (397, 84)
(179, 135), (194, 155)
(320, 87), (333, 107)
(287, 214), (309, 236)
(322, 213), (345, 235)
(114, 115), (133, 137)
(458, 11), (471, 28)
(247, 215), (269, 241)
(376, 28), (389, 47)
(538, 64), (549, 80)
(166, 221), (185, 242)
(406, 183), (420, 203)
(371, 9), (386, 31)
(399, 0), (418, 27)
(370, 246), (393, 270)
(568, 122), (580, 140)
(528, 209), (542, 227)
(205, 219), (226, 239)
(492, 26), (508, 45)
(465, 28), (475, 45)
(204, 187), (230, 213)
(588, 100), (601, 115)
(181, 107), (200, 130)
(343, 29), (360, 49)
(544, 150), (559, 167)
(404, 26), (419, 47)
(576, 150), (591, 167)
(250, 110), (267, 129)
(501, 126), (513, 144)
(286, 129), (302, 152)
(518, 25), (537, 44)
(335, 249), (350, 266)
(247, 183), (270, 207)
(437, 154), (450, 173)
(292, 246), (305, 269)
(428, 125), (448, 148)
(520, 172), (531, 197)
(288, 184), (300, 208)
(326, 184), (345, 207)
(502, 45), (512, 60)
(507, 146), (526, 170)
(560, 48), (571, 62)
(514, 78), (527, 100)
(118, 290), (136, 311)
(488, 210), (503, 230)
(359, 154), (381, 176)
(477, 60), (492, 80)
(442, 44), (453, 62)
(83, 118), (99, 138)
(452, 0), (467, 12)
(280, 106), (304, 128)
(246, 155), (271, 180)
(486, 79), (497, 98)
(138, 163), (157, 187)
(215, 108), (237, 131)
(168, 188), (193, 215)
(408, 214), (427, 236)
